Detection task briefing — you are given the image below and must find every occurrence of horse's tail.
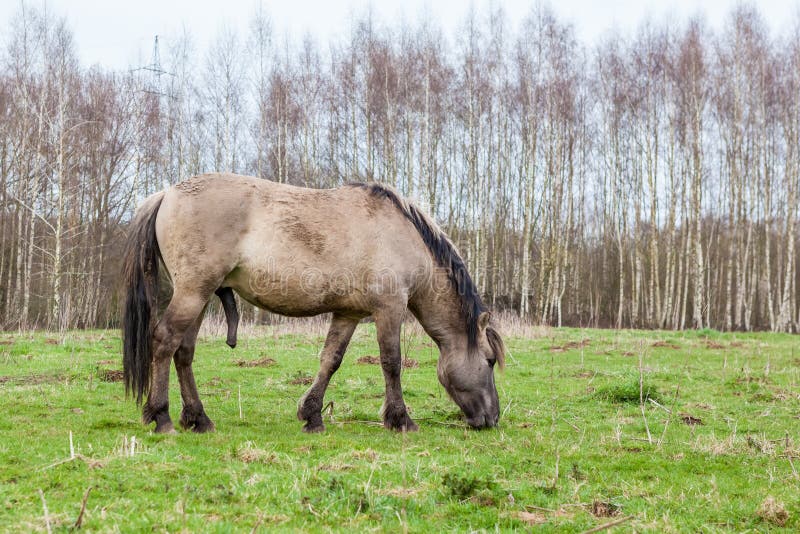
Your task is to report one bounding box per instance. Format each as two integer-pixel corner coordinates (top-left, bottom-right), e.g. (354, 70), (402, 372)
(122, 191), (165, 405)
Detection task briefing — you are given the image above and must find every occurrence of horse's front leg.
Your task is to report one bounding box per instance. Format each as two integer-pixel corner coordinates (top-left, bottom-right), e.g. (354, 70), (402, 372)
(375, 309), (418, 432)
(297, 314), (358, 432)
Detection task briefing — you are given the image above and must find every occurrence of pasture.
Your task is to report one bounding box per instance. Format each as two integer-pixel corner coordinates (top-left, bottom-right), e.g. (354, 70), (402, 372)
(0, 324), (798, 532)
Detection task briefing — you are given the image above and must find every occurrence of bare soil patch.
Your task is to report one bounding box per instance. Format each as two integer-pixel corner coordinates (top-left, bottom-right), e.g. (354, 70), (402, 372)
(235, 356), (276, 367)
(549, 339), (591, 352)
(651, 341), (680, 349)
(356, 355), (417, 367)
(590, 500), (620, 518)
(98, 369), (124, 382)
(289, 375), (313, 385)
(0, 374), (64, 385)
(680, 413), (703, 426)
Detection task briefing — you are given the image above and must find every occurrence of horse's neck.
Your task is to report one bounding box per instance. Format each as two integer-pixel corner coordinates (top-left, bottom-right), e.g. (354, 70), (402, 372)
(409, 279), (467, 354)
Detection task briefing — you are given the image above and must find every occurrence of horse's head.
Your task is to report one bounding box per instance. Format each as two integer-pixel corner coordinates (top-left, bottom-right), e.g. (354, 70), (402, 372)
(438, 311), (505, 429)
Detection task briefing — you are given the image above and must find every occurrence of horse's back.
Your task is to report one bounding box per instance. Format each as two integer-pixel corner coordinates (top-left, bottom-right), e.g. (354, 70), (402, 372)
(155, 173), (429, 316)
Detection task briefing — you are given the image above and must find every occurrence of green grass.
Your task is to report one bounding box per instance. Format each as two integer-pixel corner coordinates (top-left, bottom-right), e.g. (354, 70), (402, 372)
(0, 326), (798, 532)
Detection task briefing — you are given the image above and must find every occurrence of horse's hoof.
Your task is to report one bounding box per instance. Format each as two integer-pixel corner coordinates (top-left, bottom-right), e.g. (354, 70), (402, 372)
(154, 422), (176, 434)
(180, 410), (215, 433)
(191, 421), (215, 433)
(403, 420), (419, 432)
(384, 415), (418, 432)
(144, 404), (175, 433)
(302, 422), (325, 433)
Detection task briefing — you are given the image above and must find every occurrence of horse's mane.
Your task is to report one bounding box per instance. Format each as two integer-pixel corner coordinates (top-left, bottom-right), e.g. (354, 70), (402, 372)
(350, 182), (486, 347)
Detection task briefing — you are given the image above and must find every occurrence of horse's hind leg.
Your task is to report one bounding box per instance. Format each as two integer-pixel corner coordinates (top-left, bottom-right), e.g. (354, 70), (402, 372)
(375, 309), (418, 432)
(297, 314), (358, 432)
(174, 307), (215, 432)
(143, 290), (208, 433)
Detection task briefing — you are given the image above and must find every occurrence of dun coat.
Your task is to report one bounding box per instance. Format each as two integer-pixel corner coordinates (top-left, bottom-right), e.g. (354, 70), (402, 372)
(122, 173), (504, 433)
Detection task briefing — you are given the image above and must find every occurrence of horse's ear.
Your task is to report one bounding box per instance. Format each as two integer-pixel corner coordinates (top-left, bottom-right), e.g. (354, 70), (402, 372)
(478, 311), (492, 331)
(486, 327), (506, 370)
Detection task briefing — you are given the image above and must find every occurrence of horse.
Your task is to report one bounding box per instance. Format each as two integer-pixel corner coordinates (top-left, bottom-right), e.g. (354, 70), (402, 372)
(122, 173), (505, 434)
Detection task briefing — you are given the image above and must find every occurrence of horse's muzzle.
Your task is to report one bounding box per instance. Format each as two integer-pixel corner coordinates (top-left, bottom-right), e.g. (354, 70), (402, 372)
(466, 411), (499, 429)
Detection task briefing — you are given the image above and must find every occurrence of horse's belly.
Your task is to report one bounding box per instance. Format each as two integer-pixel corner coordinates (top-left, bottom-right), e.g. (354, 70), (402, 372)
(224, 265), (371, 317)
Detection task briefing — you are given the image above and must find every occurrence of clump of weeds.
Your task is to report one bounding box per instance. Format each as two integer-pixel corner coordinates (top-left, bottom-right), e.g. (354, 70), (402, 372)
(442, 471), (496, 499)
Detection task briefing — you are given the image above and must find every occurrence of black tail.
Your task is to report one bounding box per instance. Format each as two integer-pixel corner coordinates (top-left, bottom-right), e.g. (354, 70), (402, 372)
(122, 193), (165, 405)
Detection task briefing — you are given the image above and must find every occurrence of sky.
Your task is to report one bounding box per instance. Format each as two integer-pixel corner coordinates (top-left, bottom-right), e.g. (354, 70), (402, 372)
(0, 0), (797, 69)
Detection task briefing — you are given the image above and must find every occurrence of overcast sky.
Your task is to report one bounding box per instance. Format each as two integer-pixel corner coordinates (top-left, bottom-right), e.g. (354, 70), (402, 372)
(1, 0), (797, 69)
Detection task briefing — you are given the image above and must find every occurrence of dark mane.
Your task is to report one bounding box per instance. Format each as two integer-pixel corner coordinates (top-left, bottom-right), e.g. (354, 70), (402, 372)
(350, 182), (486, 346)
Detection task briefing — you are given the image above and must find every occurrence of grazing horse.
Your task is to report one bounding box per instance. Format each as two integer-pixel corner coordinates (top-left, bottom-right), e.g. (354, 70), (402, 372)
(122, 173), (505, 434)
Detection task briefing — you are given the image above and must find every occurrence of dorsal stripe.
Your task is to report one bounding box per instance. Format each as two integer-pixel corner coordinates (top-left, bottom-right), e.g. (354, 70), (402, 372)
(350, 182), (485, 346)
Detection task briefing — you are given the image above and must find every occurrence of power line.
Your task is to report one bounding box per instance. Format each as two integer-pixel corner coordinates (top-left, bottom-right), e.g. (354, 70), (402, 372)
(131, 35), (175, 98)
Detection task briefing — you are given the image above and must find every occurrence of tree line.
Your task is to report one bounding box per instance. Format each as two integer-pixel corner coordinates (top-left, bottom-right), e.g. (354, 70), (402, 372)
(0, 3), (797, 332)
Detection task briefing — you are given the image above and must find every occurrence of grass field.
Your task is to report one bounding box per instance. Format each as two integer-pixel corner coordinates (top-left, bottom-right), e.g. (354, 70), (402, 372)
(0, 323), (798, 532)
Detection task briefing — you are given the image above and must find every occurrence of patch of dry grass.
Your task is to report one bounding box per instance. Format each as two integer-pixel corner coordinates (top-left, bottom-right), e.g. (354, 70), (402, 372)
(235, 442), (278, 464)
(757, 496), (789, 526)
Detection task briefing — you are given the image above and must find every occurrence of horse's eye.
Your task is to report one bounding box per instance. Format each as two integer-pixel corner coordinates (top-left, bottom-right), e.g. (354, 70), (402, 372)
(487, 358), (496, 368)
